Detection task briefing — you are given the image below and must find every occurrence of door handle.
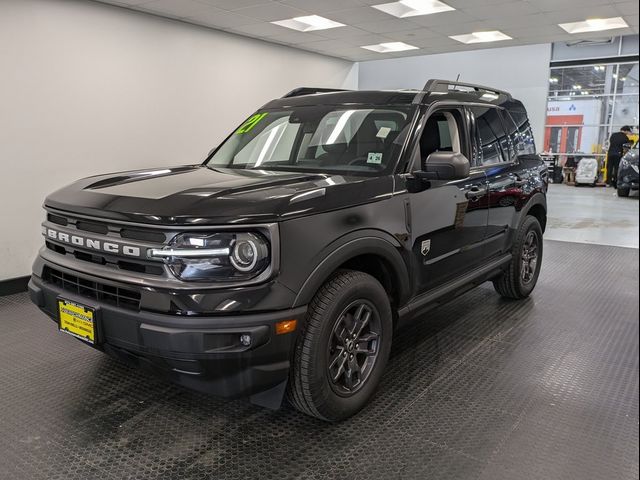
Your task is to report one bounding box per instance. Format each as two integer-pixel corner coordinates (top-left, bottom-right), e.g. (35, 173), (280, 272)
(465, 186), (486, 200)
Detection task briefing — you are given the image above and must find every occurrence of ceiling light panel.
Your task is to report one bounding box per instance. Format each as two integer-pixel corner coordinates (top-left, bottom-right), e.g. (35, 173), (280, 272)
(558, 17), (628, 34)
(361, 41), (420, 53)
(449, 31), (512, 44)
(271, 15), (345, 32)
(372, 0), (455, 19)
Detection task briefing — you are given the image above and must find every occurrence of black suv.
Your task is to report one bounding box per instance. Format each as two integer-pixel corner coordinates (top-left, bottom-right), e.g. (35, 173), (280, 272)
(617, 142), (639, 197)
(29, 80), (548, 421)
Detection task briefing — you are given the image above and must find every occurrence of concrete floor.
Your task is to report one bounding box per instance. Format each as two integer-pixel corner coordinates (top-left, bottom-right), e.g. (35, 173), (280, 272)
(545, 184), (639, 249)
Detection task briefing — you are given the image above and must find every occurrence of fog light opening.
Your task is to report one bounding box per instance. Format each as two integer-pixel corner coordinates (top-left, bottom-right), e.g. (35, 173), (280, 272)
(239, 334), (252, 346)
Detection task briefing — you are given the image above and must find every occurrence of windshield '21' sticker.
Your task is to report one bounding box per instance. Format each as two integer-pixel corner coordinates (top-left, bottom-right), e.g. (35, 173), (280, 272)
(236, 113), (268, 134)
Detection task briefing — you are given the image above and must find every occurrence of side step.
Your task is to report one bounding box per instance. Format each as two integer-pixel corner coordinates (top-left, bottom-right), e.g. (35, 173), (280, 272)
(398, 254), (511, 321)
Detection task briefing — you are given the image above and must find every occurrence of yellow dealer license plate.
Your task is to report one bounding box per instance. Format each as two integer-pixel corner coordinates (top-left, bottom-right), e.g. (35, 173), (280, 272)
(58, 299), (96, 344)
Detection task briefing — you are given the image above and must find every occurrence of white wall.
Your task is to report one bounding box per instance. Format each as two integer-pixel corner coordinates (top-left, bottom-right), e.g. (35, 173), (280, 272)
(0, 0), (357, 281)
(358, 44), (552, 146)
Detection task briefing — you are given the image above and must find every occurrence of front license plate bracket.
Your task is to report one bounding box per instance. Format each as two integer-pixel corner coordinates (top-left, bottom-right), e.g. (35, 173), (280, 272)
(57, 298), (99, 345)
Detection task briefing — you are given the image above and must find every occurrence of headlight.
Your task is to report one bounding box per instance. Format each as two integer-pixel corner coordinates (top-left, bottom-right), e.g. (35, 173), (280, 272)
(149, 232), (270, 282)
(620, 158), (630, 169)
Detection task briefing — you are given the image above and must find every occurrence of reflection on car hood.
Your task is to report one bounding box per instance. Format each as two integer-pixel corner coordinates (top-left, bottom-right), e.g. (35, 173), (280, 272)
(44, 165), (393, 225)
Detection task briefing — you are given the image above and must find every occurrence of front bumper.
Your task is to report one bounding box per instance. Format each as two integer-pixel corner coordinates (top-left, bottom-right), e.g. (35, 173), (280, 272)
(29, 274), (307, 408)
(618, 165), (639, 190)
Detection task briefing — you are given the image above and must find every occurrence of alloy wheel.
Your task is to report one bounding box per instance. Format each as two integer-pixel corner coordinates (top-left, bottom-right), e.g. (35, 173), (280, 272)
(327, 300), (381, 396)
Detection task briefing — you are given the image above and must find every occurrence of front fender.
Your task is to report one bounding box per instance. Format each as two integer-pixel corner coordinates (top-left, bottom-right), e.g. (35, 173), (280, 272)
(292, 230), (410, 308)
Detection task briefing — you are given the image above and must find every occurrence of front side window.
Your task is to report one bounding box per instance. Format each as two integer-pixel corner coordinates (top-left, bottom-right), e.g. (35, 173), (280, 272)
(206, 106), (414, 175)
(418, 109), (465, 168)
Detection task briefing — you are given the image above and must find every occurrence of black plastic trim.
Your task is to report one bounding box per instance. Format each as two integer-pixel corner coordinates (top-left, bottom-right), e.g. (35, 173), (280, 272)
(0, 276), (30, 296)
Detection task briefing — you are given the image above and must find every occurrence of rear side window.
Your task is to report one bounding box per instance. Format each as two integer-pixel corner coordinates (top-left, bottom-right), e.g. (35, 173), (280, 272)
(501, 111), (521, 161)
(471, 106), (509, 165)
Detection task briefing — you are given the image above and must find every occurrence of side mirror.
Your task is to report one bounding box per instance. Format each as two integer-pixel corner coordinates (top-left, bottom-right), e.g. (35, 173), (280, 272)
(421, 152), (470, 181)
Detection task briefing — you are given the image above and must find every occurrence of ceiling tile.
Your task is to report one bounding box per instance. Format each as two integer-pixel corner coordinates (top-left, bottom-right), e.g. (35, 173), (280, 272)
(326, 7), (394, 24)
(529, 0), (609, 13)
(266, 30), (331, 43)
(461, 1), (541, 20)
(184, 8), (257, 27)
(194, 0), (274, 10)
(542, 6), (624, 23)
(136, 0), (214, 18)
(407, 10), (478, 27)
(354, 18), (419, 33)
(278, 0), (363, 13)
(232, 3), (307, 21)
(229, 22), (290, 37)
(615, 2), (640, 15)
(340, 33), (397, 46)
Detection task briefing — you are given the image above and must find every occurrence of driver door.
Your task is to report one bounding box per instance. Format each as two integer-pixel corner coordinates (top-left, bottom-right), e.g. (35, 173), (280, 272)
(401, 107), (489, 294)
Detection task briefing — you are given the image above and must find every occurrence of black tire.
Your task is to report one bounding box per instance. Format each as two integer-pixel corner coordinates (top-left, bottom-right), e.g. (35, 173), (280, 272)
(493, 216), (543, 299)
(287, 270), (392, 422)
(618, 186), (630, 197)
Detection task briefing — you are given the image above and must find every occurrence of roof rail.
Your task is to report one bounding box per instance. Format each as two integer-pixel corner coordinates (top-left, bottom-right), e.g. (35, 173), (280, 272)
(413, 79), (512, 104)
(282, 87), (349, 98)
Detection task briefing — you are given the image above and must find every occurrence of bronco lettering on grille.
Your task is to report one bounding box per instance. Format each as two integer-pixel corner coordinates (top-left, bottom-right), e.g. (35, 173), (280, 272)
(42, 226), (142, 258)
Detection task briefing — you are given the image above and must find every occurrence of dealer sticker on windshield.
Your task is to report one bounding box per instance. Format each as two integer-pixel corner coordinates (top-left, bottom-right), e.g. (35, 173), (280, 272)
(236, 112), (268, 134)
(367, 152), (383, 164)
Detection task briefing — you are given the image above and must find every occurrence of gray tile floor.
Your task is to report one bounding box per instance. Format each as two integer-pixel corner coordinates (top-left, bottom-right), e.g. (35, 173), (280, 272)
(0, 240), (637, 480)
(546, 184), (639, 249)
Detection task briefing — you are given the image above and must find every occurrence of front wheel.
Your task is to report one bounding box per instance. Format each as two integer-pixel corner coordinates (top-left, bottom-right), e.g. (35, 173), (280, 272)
(618, 186), (630, 197)
(493, 216), (543, 299)
(287, 270), (392, 421)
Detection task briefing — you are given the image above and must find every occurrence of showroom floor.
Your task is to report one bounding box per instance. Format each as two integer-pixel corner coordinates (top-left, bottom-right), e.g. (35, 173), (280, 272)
(0, 190), (638, 480)
(546, 183), (639, 248)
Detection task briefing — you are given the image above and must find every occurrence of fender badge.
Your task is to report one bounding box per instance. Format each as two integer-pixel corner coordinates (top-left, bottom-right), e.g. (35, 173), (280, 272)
(421, 239), (431, 256)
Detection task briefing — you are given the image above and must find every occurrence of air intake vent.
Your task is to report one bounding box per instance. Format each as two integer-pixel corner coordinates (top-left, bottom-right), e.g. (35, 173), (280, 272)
(76, 221), (109, 235)
(43, 267), (141, 311)
(120, 229), (166, 243)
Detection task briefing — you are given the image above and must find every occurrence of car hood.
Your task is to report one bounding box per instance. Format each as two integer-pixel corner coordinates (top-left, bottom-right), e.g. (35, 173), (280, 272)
(44, 165), (393, 225)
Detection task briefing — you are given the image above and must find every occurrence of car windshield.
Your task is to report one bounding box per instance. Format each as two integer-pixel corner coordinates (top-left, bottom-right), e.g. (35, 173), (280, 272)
(205, 106), (414, 175)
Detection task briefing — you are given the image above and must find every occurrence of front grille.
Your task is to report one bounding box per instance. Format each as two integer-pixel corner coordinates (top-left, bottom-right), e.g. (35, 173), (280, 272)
(46, 211), (167, 242)
(44, 242), (164, 276)
(43, 267), (141, 311)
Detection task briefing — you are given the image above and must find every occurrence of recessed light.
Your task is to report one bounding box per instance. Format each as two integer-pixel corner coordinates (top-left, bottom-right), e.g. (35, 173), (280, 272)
(558, 17), (628, 34)
(361, 42), (420, 53)
(549, 78), (559, 84)
(372, 0), (455, 18)
(271, 15), (345, 32)
(449, 31), (512, 44)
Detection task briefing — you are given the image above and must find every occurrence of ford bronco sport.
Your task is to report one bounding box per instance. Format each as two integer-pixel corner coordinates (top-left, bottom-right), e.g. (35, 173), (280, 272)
(29, 79), (548, 421)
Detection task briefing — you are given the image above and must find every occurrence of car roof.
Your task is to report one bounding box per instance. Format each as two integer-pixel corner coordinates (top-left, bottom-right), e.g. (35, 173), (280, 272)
(262, 88), (524, 112)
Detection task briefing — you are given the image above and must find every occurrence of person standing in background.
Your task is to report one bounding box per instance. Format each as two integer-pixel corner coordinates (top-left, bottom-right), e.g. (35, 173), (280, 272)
(607, 126), (632, 188)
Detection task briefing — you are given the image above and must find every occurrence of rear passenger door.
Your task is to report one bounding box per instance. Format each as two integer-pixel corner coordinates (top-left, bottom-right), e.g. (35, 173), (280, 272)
(469, 106), (526, 259)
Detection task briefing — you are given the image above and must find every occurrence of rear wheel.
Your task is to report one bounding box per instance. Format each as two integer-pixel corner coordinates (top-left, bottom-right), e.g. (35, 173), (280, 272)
(287, 270), (392, 421)
(618, 186), (630, 197)
(493, 216), (543, 299)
